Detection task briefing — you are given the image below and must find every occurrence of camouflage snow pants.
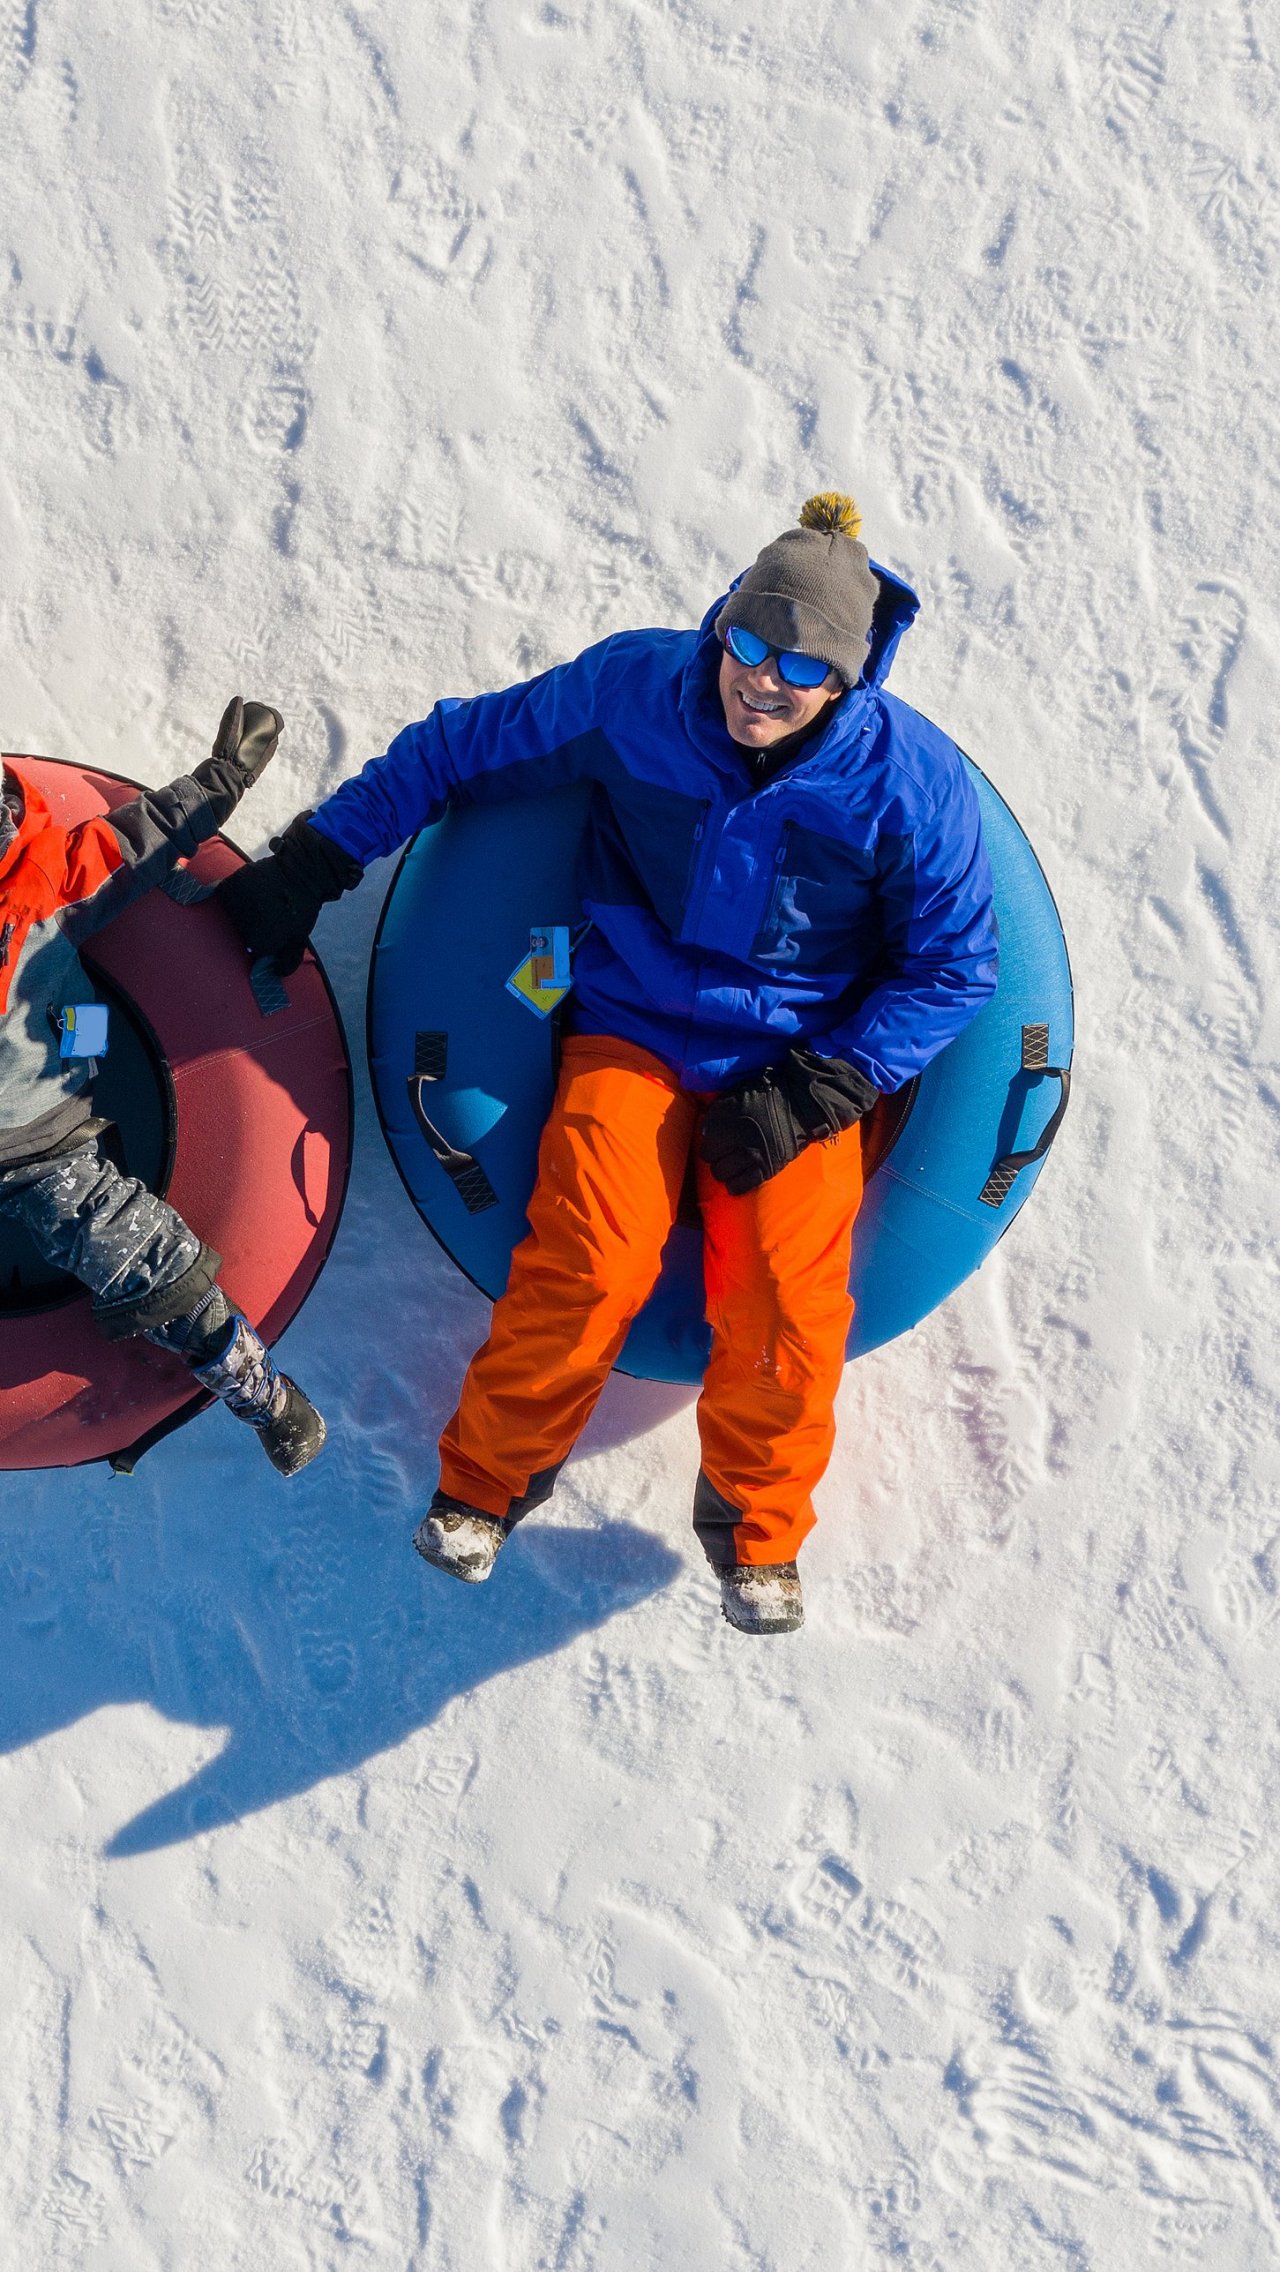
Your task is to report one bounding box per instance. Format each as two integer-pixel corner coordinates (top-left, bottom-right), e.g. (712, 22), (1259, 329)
(0, 1139), (222, 1347)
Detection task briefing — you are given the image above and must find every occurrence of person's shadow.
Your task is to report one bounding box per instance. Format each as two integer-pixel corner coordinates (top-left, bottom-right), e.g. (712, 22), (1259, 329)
(0, 1421), (680, 1858)
(0, 878), (689, 1857)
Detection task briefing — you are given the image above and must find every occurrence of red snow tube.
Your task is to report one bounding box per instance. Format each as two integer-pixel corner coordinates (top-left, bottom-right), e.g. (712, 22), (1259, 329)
(0, 756), (353, 1471)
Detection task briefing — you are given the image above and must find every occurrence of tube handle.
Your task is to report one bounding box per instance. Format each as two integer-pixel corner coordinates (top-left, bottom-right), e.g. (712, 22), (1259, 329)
(407, 1030), (498, 1216)
(978, 1024), (1071, 1208)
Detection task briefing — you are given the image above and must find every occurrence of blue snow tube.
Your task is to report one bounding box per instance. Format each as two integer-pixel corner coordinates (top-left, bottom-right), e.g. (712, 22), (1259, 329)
(367, 761), (1073, 1384)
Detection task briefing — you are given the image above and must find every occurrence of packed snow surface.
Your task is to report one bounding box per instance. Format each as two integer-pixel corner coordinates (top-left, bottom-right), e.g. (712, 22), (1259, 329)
(3, 0), (1280, 2264)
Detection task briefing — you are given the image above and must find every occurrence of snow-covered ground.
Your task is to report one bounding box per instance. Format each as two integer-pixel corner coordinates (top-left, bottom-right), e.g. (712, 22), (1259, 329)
(4, 0), (1280, 2263)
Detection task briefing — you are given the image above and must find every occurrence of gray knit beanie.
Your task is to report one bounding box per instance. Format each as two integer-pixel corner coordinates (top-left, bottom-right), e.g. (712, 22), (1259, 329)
(716, 493), (880, 686)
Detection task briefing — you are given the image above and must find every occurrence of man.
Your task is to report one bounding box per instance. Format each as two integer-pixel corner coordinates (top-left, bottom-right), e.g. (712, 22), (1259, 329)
(220, 494), (998, 1628)
(0, 703), (325, 1474)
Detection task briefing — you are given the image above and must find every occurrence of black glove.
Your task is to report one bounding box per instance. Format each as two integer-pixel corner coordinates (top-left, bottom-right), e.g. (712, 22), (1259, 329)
(191, 697), (283, 826)
(700, 1046), (879, 1196)
(215, 812), (364, 974)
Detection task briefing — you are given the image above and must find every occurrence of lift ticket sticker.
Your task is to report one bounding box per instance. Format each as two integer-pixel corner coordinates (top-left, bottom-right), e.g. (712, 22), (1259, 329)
(506, 926), (572, 1019)
(58, 1003), (110, 1058)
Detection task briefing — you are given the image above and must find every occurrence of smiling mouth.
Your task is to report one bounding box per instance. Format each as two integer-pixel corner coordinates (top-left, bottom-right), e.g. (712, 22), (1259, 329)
(740, 690), (789, 716)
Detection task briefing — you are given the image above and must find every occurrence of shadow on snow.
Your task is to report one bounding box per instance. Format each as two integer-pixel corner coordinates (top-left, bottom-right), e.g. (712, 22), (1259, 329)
(0, 1447), (681, 1858)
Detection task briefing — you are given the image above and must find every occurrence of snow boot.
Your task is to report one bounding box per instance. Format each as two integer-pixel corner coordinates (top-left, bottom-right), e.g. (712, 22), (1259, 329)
(720, 1560), (805, 1635)
(413, 1494), (510, 1583)
(188, 1314), (326, 1476)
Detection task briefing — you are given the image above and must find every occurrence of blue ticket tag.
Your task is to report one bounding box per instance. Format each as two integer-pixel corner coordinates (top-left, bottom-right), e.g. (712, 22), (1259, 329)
(530, 926), (571, 990)
(506, 926), (573, 1019)
(58, 1004), (110, 1059)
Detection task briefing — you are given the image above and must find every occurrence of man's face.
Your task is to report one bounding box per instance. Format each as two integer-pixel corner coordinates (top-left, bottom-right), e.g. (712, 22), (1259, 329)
(718, 645), (843, 751)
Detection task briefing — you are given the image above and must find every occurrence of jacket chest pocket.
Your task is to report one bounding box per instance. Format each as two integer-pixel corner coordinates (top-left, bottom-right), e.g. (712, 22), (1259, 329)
(751, 822), (880, 975)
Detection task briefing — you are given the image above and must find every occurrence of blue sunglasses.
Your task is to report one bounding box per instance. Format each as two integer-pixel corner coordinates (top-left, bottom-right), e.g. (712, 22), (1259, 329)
(723, 623), (835, 689)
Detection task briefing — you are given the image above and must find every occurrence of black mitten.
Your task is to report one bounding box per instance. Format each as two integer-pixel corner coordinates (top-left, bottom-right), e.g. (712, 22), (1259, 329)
(192, 698), (284, 825)
(215, 813), (364, 973)
(700, 1046), (879, 1196)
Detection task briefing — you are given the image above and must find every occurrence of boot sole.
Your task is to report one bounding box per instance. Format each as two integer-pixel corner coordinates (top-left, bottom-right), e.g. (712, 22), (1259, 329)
(719, 1568), (805, 1635)
(412, 1518), (502, 1583)
(261, 1394), (326, 1477)
(265, 1433), (326, 1478)
(721, 1604), (805, 1635)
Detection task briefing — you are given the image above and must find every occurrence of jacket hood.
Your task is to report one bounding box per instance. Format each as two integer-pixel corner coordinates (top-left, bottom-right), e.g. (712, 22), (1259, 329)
(682, 557), (920, 769)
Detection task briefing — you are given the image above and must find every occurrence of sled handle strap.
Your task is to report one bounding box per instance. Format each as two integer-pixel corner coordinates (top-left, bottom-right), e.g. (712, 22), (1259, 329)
(160, 865), (290, 1019)
(978, 1024), (1071, 1208)
(407, 1029), (499, 1216)
(160, 865), (215, 909)
(248, 957), (290, 1017)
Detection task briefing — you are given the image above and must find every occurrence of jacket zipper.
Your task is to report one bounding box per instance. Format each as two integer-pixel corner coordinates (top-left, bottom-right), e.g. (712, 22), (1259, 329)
(757, 824), (793, 942)
(0, 919), (13, 968)
(678, 803), (712, 936)
(682, 804), (710, 904)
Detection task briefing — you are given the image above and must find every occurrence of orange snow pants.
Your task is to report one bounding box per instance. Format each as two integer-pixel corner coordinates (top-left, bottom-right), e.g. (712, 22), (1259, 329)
(437, 1034), (864, 1567)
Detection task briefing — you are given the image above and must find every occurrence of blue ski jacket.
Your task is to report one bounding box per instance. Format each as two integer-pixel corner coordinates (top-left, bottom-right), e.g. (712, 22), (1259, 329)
(313, 564), (999, 1093)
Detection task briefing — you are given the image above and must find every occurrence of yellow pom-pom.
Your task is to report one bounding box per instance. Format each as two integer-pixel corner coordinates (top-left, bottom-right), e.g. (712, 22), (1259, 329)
(798, 491), (862, 539)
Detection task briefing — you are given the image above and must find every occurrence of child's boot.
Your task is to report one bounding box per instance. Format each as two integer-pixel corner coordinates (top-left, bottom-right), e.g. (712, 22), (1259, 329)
(188, 1312), (326, 1476)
